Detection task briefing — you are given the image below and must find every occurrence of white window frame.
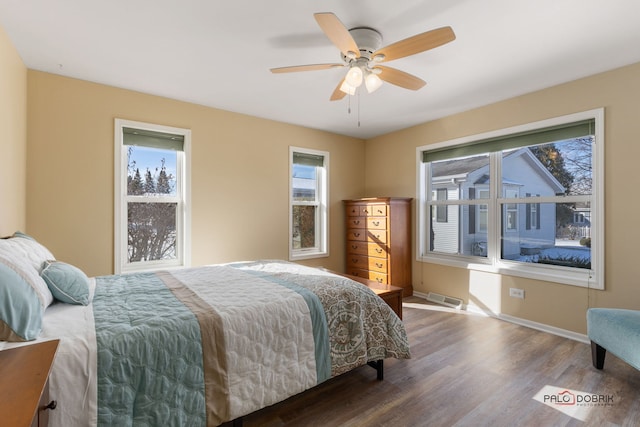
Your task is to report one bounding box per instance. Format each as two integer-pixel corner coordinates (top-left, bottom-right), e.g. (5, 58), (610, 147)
(289, 146), (329, 261)
(477, 189), (490, 233)
(114, 119), (191, 274)
(416, 108), (604, 289)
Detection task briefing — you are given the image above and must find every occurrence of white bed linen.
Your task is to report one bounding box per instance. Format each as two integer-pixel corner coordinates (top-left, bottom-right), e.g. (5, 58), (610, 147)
(0, 279), (98, 427)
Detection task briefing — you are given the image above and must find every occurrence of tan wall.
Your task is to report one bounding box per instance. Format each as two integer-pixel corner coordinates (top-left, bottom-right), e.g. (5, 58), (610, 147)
(0, 26), (27, 236)
(365, 62), (640, 334)
(26, 71), (365, 277)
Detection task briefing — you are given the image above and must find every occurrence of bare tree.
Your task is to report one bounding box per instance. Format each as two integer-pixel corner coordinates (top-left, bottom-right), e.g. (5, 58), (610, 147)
(560, 137), (593, 196)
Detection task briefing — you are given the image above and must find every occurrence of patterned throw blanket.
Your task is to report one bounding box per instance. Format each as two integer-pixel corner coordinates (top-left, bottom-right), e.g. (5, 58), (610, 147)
(93, 261), (410, 426)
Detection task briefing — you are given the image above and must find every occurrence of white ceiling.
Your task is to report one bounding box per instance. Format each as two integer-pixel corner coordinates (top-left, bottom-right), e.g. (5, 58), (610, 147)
(1, 0), (639, 139)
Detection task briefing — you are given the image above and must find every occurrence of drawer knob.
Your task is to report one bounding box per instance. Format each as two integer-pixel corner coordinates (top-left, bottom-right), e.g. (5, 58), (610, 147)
(352, 259), (358, 263)
(376, 263), (383, 268)
(351, 245), (358, 249)
(354, 233), (360, 237)
(375, 248), (383, 254)
(44, 400), (57, 411)
(372, 221), (380, 226)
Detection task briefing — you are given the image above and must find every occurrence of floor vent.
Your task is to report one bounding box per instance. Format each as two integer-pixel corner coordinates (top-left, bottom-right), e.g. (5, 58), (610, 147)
(426, 292), (463, 309)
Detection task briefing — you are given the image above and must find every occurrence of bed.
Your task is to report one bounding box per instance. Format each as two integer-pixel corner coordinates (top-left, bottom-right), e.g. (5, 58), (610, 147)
(0, 234), (410, 427)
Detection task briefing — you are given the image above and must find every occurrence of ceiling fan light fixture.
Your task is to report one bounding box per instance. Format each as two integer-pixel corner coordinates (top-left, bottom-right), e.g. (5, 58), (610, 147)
(345, 65), (363, 87)
(270, 13), (456, 101)
(365, 73), (383, 93)
(339, 80), (357, 95)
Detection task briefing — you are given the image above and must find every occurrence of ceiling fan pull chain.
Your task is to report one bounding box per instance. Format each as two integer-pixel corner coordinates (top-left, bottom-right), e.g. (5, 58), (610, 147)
(358, 90), (361, 127)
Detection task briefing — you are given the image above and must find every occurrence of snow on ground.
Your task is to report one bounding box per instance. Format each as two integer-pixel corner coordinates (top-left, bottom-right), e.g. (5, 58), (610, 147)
(517, 239), (591, 263)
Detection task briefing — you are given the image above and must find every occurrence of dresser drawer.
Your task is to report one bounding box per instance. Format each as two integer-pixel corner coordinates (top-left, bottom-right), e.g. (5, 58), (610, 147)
(346, 255), (388, 273)
(367, 270), (388, 284)
(346, 217), (366, 228)
(346, 229), (366, 241)
(347, 241), (367, 255)
(346, 268), (388, 284)
(367, 230), (387, 243)
(346, 205), (361, 216)
(366, 217), (386, 230)
(346, 241), (387, 257)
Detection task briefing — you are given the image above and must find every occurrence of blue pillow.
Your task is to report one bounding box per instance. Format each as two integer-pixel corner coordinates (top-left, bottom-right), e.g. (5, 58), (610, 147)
(0, 262), (43, 341)
(41, 260), (91, 306)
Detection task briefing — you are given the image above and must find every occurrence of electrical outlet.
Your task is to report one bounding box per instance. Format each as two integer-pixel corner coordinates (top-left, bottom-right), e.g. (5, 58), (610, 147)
(509, 288), (525, 299)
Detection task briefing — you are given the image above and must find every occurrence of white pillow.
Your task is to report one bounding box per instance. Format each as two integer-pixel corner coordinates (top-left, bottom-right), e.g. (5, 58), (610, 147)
(5, 232), (56, 272)
(0, 233), (54, 308)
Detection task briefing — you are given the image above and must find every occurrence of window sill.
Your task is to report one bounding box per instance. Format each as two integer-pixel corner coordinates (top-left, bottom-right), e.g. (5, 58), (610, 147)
(419, 255), (601, 289)
(289, 251), (329, 261)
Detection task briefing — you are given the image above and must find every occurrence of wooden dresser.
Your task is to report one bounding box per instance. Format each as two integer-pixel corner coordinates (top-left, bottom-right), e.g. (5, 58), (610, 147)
(0, 339), (59, 427)
(343, 197), (413, 296)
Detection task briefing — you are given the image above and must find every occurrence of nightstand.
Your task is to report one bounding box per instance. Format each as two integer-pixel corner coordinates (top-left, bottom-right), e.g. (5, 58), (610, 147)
(0, 339), (59, 427)
(343, 273), (403, 319)
(322, 268), (404, 319)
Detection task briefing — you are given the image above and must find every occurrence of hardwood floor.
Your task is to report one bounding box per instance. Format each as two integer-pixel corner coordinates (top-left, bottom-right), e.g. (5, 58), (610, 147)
(239, 297), (640, 427)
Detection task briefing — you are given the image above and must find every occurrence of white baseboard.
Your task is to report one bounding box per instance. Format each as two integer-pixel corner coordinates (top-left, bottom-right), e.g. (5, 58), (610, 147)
(410, 291), (589, 344)
(495, 313), (589, 344)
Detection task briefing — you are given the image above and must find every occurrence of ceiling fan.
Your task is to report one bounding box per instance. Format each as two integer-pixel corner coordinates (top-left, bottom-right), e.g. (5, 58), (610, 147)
(270, 12), (456, 101)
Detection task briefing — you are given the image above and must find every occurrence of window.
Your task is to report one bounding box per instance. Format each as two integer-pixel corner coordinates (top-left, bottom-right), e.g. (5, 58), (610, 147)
(417, 109), (604, 289)
(289, 147), (329, 260)
(114, 119), (191, 273)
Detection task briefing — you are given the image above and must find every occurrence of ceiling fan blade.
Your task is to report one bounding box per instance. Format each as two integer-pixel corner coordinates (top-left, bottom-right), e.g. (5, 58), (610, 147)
(375, 66), (426, 90)
(270, 63), (344, 73)
(373, 26), (455, 63)
(314, 12), (360, 58)
(330, 79), (347, 101)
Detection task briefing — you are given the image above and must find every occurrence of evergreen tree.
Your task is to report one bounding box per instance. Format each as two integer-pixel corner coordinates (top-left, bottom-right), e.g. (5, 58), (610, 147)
(156, 159), (172, 194)
(129, 168), (144, 195)
(144, 169), (155, 194)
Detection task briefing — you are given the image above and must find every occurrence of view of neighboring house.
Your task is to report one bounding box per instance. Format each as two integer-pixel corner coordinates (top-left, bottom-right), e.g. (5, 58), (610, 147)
(567, 201), (592, 239)
(430, 147), (565, 259)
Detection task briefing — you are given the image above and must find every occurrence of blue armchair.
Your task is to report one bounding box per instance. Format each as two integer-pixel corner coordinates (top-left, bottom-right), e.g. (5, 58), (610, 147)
(587, 308), (640, 370)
